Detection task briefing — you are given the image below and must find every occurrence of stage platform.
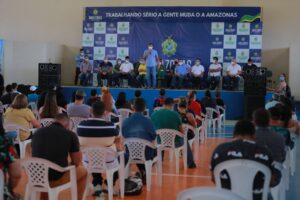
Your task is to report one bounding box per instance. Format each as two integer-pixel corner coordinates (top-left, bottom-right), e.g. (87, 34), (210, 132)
(62, 86), (272, 120)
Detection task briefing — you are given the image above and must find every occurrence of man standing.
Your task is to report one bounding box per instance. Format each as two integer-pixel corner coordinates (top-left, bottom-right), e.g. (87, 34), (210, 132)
(75, 48), (85, 85)
(79, 55), (93, 86)
(31, 114), (87, 200)
(151, 98), (196, 168)
(191, 58), (205, 89)
(171, 59), (190, 89)
(207, 57), (222, 90)
(224, 58), (242, 90)
(97, 57), (113, 87)
(143, 43), (159, 88)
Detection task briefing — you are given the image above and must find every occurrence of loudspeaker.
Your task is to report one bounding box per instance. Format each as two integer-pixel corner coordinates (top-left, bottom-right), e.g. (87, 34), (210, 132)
(244, 67), (267, 96)
(38, 63), (61, 90)
(244, 95), (265, 120)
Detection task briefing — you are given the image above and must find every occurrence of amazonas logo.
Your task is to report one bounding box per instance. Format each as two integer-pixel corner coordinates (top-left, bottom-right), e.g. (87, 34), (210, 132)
(118, 22), (129, 32)
(212, 36), (222, 46)
(94, 48), (105, 59)
(162, 37), (177, 57)
(107, 35), (117, 46)
(251, 36), (261, 45)
(238, 23), (250, 34)
(117, 48), (128, 58)
(95, 22), (105, 33)
(225, 36), (235, 45)
(93, 9), (98, 16)
(83, 35), (93, 46)
(237, 50), (248, 61)
(224, 51), (234, 61)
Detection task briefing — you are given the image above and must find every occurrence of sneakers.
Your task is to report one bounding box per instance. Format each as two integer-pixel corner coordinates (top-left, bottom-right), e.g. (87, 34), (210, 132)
(188, 163), (197, 169)
(93, 184), (102, 196)
(102, 182), (119, 196)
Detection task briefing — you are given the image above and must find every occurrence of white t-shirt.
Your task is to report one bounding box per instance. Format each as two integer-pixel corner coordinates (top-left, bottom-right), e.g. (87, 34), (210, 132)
(209, 63), (222, 77)
(120, 62), (134, 73)
(227, 64), (242, 76)
(191, 65), (205, 76)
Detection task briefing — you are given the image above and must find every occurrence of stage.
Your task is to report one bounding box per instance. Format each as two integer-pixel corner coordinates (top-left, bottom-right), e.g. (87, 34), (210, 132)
(62, 86), (272, 120)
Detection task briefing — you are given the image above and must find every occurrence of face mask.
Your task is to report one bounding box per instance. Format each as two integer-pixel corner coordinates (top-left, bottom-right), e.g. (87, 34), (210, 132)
(179, 62), (183, 65)
(104, 59), (108, 63)
(140, 61), (144, 64)
(195, 61), (200, 65)
(231, 62), (235, 65)
(125, 60), (129, 63)
(80, 52), (84, 56)
(84, 58), (89, 62)
(148, 46), (153, 50)
(279, 76), (285, 81)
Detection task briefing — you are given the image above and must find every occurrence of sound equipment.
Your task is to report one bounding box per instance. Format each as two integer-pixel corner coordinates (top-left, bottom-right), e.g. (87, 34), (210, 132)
(243, 67), (267, 96)
(38, 63), (61, 90)
(244, 95), (265, 120)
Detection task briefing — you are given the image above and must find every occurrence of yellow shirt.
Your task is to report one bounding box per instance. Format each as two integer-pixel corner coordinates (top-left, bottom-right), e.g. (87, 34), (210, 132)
(138, 64), (147, 75)
(4, 108), (36, 140)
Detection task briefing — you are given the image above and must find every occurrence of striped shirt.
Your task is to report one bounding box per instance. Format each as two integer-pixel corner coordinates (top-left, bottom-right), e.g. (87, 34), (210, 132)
(77, 118), (118, 147)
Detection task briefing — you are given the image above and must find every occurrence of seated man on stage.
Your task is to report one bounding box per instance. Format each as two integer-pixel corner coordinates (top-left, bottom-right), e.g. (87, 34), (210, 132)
(223, 58), (242, 90)
(112, 58), (122, 87)
(165, 59), (178, 88)
(171, 59), (191, 89)
(207, 57), (222, 90)
(96, 57), (113, 87)
(79, 55), (93, 86)
(119, 56), (134, 87)
(191, 58), (205, 89)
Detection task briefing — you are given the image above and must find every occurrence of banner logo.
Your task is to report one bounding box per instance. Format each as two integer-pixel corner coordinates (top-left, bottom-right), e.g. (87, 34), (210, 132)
(94, 47), (105, 60)
(211, 22), (224, 35)
(105, 34), (117, 47)
(250, 35), (262, 49)
(118, 22), (130, 34)
(237, 23), (250, 35)
(236, 49), (249, 63)
(93, 9), (98, 16)
(94, 22), (106, 34)
(82, 34), (94, 47)
(224, 35), (237, 49)
(117, 48), (129, 60)
(210, 49), (223, 62)
(161, 36), (177, 57)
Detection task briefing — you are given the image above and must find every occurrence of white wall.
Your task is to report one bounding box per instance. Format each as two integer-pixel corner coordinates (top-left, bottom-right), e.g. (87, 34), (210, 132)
(3, 41), (63, 85)
(289, 45), (300, 99)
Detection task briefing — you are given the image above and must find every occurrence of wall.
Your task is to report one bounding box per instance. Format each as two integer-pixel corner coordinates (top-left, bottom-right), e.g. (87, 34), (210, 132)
(0, 0), (299, 95)
(289, 45), (300, 99)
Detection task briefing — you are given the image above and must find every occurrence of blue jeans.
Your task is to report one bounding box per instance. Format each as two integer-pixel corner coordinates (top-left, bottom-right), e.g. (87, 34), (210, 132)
(171, 75), (188, 88)
(146, 66), (156, 88)
(79, 72), (92, 86)
(223, 76), (240, 90)
(207, 76), (221, 89)
(176, 137), (194, 166)
(136, 75), (147, 87)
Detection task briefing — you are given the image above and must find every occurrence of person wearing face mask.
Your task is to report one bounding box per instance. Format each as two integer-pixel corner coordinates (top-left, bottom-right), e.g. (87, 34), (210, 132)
(191, 58), (205, 89)
(119, 56), (134, 87)
(274, 73), (290, 96)
(157, 59), (166, 88)
(136, 58), (147, 87)
(224, 58), (242, 90)
(112, 58), (122, 87)
(143, 42), (159, 88)
(243, 58), (257, 69)
(171, 59), (191, 89)
(79, 55), (93, 86)
(74, 48), (85, 85)
(207, 57), (222, 90)
(96, 56), (113, 87)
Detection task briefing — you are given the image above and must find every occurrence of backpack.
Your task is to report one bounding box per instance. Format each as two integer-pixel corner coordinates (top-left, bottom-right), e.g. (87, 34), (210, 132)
(124, 176), (143, 195)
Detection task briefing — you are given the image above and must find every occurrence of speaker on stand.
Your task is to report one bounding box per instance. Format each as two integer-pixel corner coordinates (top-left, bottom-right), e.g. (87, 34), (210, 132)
(38, 63), (61, 91)
(243, 67), (267, 120)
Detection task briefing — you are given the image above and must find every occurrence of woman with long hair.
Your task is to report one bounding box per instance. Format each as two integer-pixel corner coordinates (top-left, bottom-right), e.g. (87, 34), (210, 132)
(115, 91), (130, 109)
(4, 94), (41, 140)
(101, 87), (114, 113)
(39, 92), (64, 119)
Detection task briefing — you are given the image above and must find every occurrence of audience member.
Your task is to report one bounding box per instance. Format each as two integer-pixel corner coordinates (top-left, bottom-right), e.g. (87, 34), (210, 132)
(153, 89), (166, 108)
(39, 92), (64, 119)
(101, 87), (115, 114)
(211, 120), (280, 200)
(27, 85), (38, 103)
(188, 91), (202, 125)
(253, 108), (286, 163)
(274, 73), (291, 97)
(1, 85), (14, 105)
(4, 94), (41, 140)
(77, 101), (119, 193)
(122, 98), (157, 182)
(265, 93), (280, 110)
(201, 90), (218, 118)
(67, 90), (90, 118)
(177, 101), (196, 141)
(11, 82), (20, 100)
(0, 121), (22, 199)
(215, 91), (225, 114)
(115, 92), (131, 109)
(87, 89), (100, 106)
(55, 86), (68, 109)
(151, 98), (196, 168)
(32, 114), (87, 200)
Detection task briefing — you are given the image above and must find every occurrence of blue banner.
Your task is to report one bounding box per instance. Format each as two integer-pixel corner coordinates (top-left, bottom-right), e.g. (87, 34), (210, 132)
(85, 7), (261, 23)
(82, 7), (263, 71)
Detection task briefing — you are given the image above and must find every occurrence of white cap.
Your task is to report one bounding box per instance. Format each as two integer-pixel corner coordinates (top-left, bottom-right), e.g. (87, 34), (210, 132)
(30, 85), (37, 92)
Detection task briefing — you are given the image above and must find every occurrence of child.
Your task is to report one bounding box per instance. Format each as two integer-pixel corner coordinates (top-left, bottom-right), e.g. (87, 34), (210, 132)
(157, 60), (166, 88)
(136, 58), (147, 87)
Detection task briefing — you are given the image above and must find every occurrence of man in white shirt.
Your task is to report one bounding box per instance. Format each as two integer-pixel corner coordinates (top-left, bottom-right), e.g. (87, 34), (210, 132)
(207, 57), (222, 90)
(224, 58), (242, 90)
(120, 56), (134, 87)
(191, 58), (205, 89)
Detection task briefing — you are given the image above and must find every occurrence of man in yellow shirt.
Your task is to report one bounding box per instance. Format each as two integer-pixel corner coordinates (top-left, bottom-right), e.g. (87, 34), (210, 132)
(136, 58), (147, 87)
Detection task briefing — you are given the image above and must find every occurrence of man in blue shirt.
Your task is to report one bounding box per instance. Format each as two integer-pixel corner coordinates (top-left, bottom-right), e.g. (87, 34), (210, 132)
(122, 97), (157, 182)
(143, 43), (159, 88)
(74, 48), (84, 85)
(171, 59), (190, 88)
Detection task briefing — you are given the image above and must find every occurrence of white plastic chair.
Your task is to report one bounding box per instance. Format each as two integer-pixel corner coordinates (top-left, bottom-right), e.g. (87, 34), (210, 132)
(214, 159), (271, 200)
(154, 107), (163, 111)
(70, 116), (87, 133)
(82, 146), (125, 200)
(205, 107), (219, 134)
(216, 105), (226, 129)
(22, 157), (77, 200)
(40, 118), (55, 127)
(271, 161), (287, 200)
(124, 138), (162, 191)
(196, 115), (208, 144)
(284, 146), (291, 191)
(117, 108), (133, 136)
(0, 169), (4, 200)
(2, 104), (9, 112)
(182, 124), (199, 160)
(156, 129), (187, 174)
(177, 187), (246, 200)
(4, 124), (33, 159)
